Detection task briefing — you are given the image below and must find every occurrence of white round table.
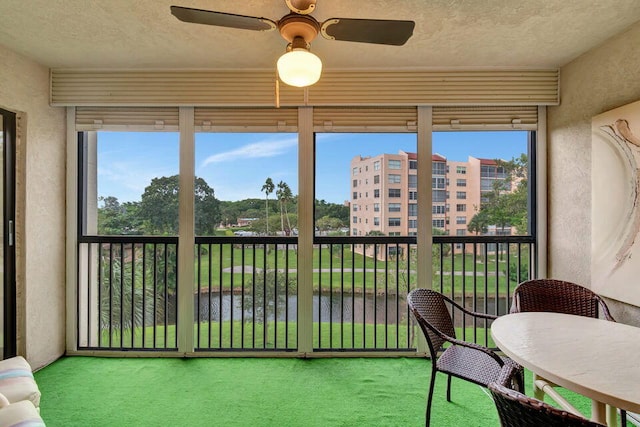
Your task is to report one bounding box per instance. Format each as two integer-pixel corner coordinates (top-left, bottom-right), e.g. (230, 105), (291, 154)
(491, 312), (640, 426)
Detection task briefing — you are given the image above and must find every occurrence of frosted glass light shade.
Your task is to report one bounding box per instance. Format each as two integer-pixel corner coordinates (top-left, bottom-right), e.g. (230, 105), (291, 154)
(277, 49), (322, 87)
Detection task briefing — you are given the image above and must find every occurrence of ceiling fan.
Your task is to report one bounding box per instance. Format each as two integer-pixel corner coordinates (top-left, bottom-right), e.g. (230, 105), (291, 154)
(170, 0), (415, 87)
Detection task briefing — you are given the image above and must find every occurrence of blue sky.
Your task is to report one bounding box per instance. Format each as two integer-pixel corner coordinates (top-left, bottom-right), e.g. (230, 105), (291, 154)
(97, 131), (528, 204)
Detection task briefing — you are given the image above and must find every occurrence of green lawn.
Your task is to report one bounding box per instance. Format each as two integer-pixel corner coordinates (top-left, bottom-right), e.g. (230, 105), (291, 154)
(194, 244), (527, 296)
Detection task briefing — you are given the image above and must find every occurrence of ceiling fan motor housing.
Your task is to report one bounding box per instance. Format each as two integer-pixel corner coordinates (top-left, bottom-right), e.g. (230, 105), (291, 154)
(278, 13), (320, 44)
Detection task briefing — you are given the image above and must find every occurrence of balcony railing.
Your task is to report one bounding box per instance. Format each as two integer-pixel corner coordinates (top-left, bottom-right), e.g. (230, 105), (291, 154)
(77, 236), (179, 351)
(313, 236), (417, 352)
(76, 234), (535, 353)
(194, 236), (298, 352)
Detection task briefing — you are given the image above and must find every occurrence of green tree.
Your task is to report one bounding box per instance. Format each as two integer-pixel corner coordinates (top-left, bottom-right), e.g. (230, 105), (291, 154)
(315, 199), (349, 224)
(219, 198), (264, 225)
(244, 268), (297, 346)
(467, 208), (490, 235)
(99, 244), (168, 340)
(276, 181), (294, 235)
(261, 178), (275, 235)
(138, 175), (220, 235)
(480, 154), (529, 235)
(194, 177), (221, 235)
(97, 196), (143, 235)
(316, 215), (343, 232)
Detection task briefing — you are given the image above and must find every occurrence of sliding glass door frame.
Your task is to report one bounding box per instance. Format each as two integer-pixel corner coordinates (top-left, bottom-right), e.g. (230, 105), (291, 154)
(0, 108), (17, 359)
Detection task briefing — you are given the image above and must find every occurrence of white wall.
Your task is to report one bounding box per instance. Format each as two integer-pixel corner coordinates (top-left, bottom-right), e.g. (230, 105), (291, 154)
(0, 44), (66, 368)
(548, 21), (640, 325)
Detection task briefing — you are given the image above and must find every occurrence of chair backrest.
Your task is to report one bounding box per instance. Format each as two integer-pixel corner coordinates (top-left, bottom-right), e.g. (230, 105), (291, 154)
(406, 289), (456, 359)
(488, 382), (605, 427)
(510, 279), (614, 320)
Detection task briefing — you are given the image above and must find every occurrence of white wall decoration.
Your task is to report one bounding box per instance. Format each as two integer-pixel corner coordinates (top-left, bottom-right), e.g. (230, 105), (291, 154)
(592, 99), (640, 306)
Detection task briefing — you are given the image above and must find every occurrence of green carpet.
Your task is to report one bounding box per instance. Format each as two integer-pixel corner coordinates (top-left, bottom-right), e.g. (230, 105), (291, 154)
(33, 357), (590, 426)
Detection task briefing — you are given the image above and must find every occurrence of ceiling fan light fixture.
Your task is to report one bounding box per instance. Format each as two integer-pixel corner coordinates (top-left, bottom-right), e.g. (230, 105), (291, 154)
(277, 46), (322, 88)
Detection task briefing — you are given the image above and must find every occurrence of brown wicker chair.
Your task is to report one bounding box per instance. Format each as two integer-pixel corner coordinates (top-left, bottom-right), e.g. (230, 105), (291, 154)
(488, 381), (606, 427)
(510, 279), (614, 320)
(407, 288), (524, 427)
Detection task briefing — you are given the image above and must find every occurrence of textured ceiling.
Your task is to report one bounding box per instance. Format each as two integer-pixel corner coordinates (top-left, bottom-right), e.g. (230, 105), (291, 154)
(1, 0), (639, 71)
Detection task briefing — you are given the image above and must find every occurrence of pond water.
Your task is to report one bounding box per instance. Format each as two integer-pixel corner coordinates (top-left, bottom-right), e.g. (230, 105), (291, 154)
(195, 292), (509, 325)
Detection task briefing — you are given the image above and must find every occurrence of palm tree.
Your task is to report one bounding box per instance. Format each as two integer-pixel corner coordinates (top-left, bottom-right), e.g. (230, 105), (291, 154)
(276, 181), (286, 235)
(261, 177), (274, 235)
(277, 181), (294, 235)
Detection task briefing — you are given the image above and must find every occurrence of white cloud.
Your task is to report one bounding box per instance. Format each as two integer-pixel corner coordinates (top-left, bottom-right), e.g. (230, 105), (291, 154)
(98, 162), (177, 202)
(200, 136), (297, 167)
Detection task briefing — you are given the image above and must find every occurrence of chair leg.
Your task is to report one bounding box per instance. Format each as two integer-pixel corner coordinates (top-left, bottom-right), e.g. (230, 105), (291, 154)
(425, 369), (437, 427)
(446, 374), (452, 402)
(515, 370), (525, 392)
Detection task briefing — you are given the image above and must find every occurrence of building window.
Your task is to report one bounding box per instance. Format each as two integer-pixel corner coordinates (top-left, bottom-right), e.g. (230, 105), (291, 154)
(374, 203), (380, 212)
(374, 217), (380, 226)
(388, 217), (401, 227)
(352, 192), (358, 199)
(352, 228), (357, 235)
(388, 232), (400, 236)
(456, 216), (466, 224)
(432, 205), (446, 214)
(388, 203), (401, 212)
(352, 179), (358, 187)
(409, 191), (417, 201)
(408, 174), (417, 188)
(456, 204), (466, 212)
(388, 188), (401, 198)
(408, 219), (417, 229)
(352, 216), (357, 224)
(373, 160), (380, 171)
(408, 203), (417, 216)
(374, 189), (380, 198)
(373, 175), (380, 184)
(352, 167), (358, 176)
(388, 174), (401, 184)
(409, 160), (417, 169)
(433, 190), (446, 202)
(481, 178), (494, 191)
(456, 166), (466, 174)
(353, 204), (358, 212)
(456, 179), (466, 187)
(456, 229), (466, 236)
(481, 164), (507, 178)
(432, 177), (446, 189)
(388, 159), (401, 169)
(432, 219), (445, 228)
(456, 191), (466, 199)
(432, 161), (446, 175)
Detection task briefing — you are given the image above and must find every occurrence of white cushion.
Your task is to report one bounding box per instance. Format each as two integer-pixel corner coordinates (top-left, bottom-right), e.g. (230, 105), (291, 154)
(0, 357), (40, 408)
(0, 400), (44, 426)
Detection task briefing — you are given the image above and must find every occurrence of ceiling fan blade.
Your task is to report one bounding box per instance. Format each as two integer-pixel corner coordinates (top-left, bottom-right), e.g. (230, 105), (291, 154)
(321, 18), (415, 46)
(170, 6), (277, 31)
